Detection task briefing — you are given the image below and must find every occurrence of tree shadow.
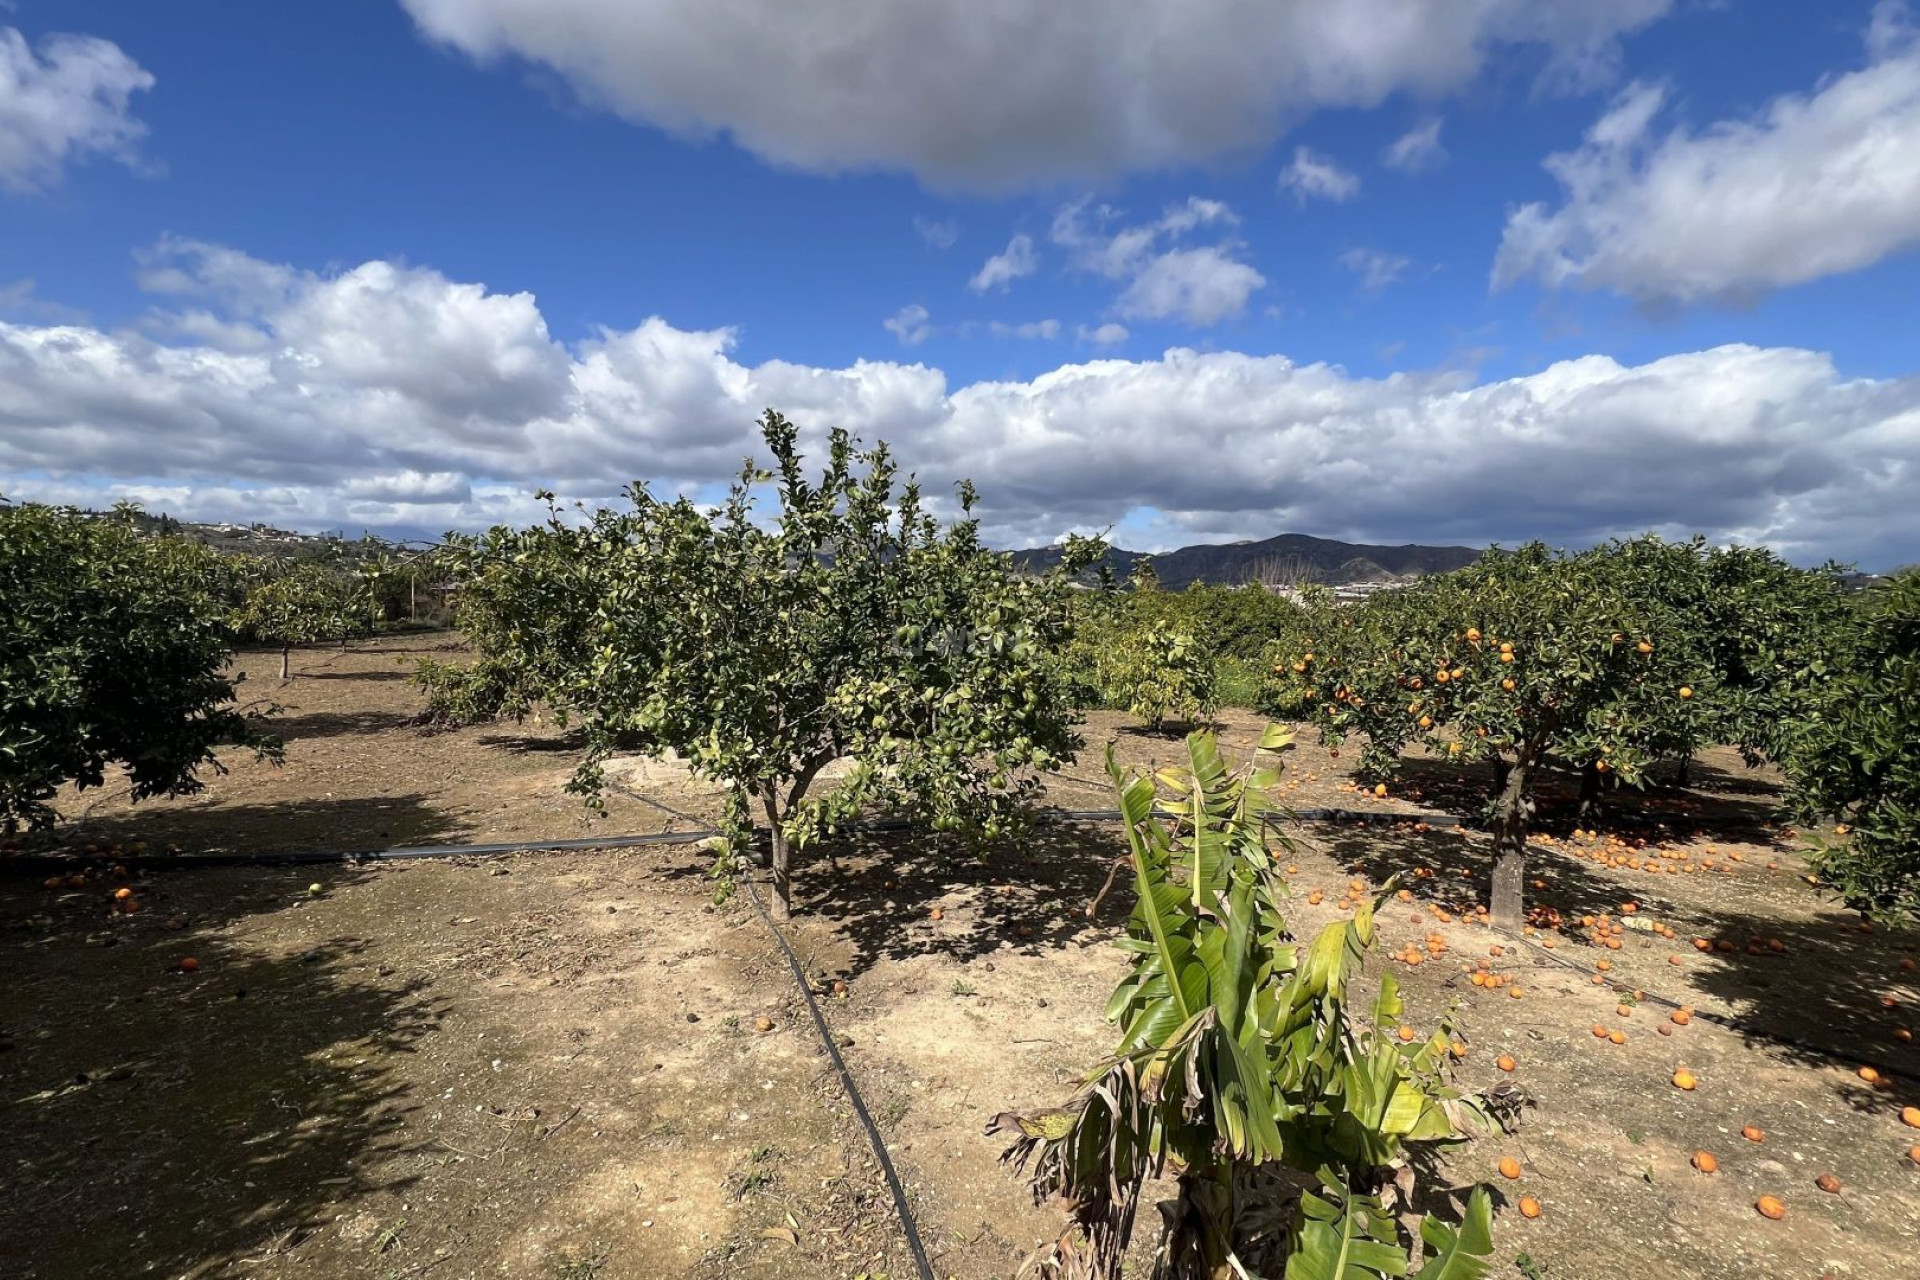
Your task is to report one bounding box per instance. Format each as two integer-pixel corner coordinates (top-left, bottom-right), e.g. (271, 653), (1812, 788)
(41, 793), (468, 860)
(1666, 901), (1920, 1108)
(475, 729), (587, 755)
(1384, 754), (1785, 849)
(1305, 822), (1651, 927)
(291, 669), (415, 682)
(269, 709), (416, 741)
(651, 818), (1130, 982)
(0, 866), (443, 1278)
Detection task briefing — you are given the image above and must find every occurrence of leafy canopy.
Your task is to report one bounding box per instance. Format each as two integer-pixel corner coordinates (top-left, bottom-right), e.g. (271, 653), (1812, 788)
(1, 503), (275, 830)
(1784, 571), (1920, 921)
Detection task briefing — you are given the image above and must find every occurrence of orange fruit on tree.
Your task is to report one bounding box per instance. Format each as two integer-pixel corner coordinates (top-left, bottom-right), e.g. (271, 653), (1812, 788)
(1517, 1195), (1542, 1219)
(1500, 651), (1514, 664)
(1691, 1151), (1718, 1173)
(1466, 628), (1482, 643)
(1637, 640), (1654, 655)
(1678, 686), (1693, 699)
(1755, 1195), (1785, 1220)
(1498, 1157), (1522, 1180)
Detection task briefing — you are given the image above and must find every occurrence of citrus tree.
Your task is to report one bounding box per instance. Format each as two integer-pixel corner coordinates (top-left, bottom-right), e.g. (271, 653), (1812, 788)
(1096, 621), (1218, 731)
(546, 410), (1098, 917)
(1264, 542), (1704, 928)
(1782, 571), (1920, 922)
(992, 727), (1493, 1278)
(231, 559), (368, 680)
(415, 502), (615, 726)
(1, 503), (276, 831)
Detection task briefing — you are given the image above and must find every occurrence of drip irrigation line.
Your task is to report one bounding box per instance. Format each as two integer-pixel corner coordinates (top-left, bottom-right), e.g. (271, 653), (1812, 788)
(737, 871), (938, 1280)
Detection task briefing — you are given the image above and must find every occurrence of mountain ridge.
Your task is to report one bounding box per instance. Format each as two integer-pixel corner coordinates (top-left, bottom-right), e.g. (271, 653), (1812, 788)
(1008, 531), (1484, 589)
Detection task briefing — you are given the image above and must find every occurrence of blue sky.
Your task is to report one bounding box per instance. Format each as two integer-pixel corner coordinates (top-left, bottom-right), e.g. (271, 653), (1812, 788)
(3, 0), (1919, 566)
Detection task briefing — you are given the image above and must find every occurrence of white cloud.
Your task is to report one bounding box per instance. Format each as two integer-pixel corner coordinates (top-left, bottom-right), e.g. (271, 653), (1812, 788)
(0, 26), (154, 192)
(1279, 145), (1360, 204)
(882, 302), (931, 345)
(1383, 117), (1446, 172)
(913, 215), (959, 249)
(1116, 248), (1267, 326)
(986, 319), (1061, 340)
(1052, 197), (1261, 325)
(968, 234), (1039, 293)
(1338, 247), (1412, 292)
(4, 240), (1917, 566)
(398, 0), (1672, 190)
(1495, 9), (1920, 305)
(1078, 322), (1129, 346)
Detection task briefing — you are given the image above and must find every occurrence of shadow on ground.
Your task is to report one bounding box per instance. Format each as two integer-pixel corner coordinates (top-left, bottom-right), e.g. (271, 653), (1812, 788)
(0, 866), (441, 1279)
(45, 793), (468, 859)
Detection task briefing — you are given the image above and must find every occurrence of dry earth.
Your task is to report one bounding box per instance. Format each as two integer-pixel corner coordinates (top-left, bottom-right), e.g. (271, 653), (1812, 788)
(4, 636), (1918, 1279)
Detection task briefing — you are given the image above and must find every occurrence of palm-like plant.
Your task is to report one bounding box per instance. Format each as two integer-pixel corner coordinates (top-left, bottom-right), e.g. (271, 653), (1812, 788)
(992, 726), (1493, 1279)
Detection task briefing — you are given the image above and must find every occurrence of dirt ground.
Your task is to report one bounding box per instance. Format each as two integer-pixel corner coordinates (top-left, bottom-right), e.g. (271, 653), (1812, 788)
(5, 636), (1920, 1278)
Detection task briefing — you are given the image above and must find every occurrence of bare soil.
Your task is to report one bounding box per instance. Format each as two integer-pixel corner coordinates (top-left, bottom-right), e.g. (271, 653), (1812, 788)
(4, 638), (1918, 1279)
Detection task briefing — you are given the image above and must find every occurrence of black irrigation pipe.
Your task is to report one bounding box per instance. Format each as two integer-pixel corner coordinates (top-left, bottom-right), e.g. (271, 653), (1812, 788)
(737, 871), (938, 1280)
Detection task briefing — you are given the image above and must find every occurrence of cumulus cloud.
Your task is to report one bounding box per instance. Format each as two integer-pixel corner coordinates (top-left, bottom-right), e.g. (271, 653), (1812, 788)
(1383, 117), (1447, 171)
(1338, 247), (1412, 292)
(882, 303), (931, 345)
(1495, 8), (1920, 305)
(398, 0), (1672, 190)
(3, 240), (1917, 566)
(1078, 322), (1129, 346)
(1279, 146), (1360, 203)
(0, 26), (154, 192)
(1052, 197), (1263, 325)
(968, 234), (1038, 293)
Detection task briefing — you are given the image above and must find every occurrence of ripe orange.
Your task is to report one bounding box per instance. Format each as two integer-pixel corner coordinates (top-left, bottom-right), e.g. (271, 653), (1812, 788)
(1678, 686), (1694, 699)
(1670, 1010), (1693, 1027)
(1608, 1030), (1626, 1045)
(1592, 1024), (1609, 1038)
(179, 957), (199, 973)
(1499, 651), (1514, 664)
(1691, 1151), (1718, 1173)
(1671, 1068), (1697, 1091)
(1742, 1124), (1765, 1143)
(1466, 628), (1482, 643)
(1518, 1195), (1541, 1219)
(1397, 1026), (1416, 1042)
(929, 907), (944, 921)
(1637, 641), (1654, 655)
(1858, 1065), (1882, 1084)
(1900, 1105), (1920, 1129)
(1373, 783), (1387, 798)
(1815, 1173), (1842, 1194)
(113, 887), (133, 901)
(1498, 1157), (1522, 1180)
(1496, 1054), (1517, 1073)
(1755, 1195), (1785, 1220)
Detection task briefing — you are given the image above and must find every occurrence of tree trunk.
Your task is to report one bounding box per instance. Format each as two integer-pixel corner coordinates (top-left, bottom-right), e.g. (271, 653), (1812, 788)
(1489, 748), (1538, 933)
(409, 573), (417, 623)
(279, 644), (291, 682)
(1675, 754), (1692, 788)
(1576, 761), (1602, 824)
(758, 784), (791, 921)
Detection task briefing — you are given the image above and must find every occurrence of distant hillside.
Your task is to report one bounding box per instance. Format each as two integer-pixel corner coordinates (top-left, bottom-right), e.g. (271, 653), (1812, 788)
(1008, 532), (1483, 589)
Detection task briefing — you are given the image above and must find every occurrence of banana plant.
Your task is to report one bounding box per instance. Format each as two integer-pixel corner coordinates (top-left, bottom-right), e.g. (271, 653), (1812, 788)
(991, 725), (1493, 1279)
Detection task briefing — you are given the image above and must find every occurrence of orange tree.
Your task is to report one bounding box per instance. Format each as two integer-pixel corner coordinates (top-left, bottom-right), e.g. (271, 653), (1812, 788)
(1262, 542), (1703, 929)
(509, 410), (1098, 918)
(1, 503), (276, 831)
(1782, 571), (1920, 921)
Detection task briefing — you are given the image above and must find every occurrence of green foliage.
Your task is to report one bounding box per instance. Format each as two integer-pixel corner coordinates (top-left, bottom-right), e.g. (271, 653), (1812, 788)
(229, 557), (369, 674)
(416, 505), (611, 726)
(455, 410), (1098, 916)
(994, 727), (1492, 1279)
(1101, 621), (1218, 731)
(0, 503), (276, 830)
(1783, 571), (1920, 921)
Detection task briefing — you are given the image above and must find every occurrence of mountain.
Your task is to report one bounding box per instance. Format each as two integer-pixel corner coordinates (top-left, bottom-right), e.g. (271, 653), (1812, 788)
(1008, 532), (1484, 590)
